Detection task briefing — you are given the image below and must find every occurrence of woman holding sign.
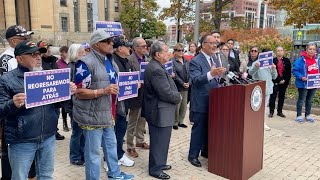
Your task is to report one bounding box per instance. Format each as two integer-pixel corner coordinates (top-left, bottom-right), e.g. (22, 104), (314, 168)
(293, 43), (320, 123)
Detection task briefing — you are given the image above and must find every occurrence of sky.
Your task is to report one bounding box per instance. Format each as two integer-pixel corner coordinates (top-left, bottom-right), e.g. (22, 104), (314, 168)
(156, 0), (175, 27)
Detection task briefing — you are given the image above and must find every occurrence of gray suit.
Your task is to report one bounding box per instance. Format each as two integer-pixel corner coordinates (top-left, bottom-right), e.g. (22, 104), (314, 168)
(143, 59), (180, 176)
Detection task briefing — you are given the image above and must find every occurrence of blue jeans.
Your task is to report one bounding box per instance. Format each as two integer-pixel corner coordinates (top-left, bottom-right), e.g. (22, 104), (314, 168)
(84, 127), (121, 180)
(8, 135), (55, 180)
(114, 114), (127, 160)
(297, 88), (316, 117)
(69, 113), (85, 162)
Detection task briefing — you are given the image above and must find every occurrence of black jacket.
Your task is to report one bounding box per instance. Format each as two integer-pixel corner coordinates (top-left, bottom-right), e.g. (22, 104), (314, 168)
(0, 65), (59, 144)
(228, 56), (240, 73)
(229, 49), (240, 67)
(172, 56), (190, 91)
(272, 57), (292, 86)
(113, 52), (133, 116)
(42, 55), (58, 70)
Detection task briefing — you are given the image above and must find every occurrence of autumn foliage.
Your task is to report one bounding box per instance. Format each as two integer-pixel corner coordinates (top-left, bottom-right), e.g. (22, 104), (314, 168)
(221, 28), (293, 53)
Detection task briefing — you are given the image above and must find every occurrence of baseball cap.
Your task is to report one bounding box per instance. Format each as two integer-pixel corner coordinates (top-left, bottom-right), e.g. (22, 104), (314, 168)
(90, 29), (112, 46)
(5, 25), (34, 39)
(37, 40), (52, 49)
(113, 35), (132, 49)
(14, 40), (47, 57)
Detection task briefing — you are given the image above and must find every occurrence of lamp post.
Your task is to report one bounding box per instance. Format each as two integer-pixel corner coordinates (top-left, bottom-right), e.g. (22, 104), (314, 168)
(194, 0), (200, 43)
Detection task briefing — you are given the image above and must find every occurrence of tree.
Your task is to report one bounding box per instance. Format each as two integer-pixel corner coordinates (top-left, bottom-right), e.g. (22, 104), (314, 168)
(269, 0), (320, 28)
(141, 18), (166, 39)
(159, 0), (195, 42)
(206, 0), (234, 31)
(120, 0), (159, 39)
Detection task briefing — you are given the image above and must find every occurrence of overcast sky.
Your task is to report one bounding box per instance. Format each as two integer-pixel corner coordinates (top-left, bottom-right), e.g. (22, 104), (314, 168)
(156, 0), (175, 27)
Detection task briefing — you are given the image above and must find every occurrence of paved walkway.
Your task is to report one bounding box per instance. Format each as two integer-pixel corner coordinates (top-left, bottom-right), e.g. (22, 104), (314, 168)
(50, 109), (320, 180)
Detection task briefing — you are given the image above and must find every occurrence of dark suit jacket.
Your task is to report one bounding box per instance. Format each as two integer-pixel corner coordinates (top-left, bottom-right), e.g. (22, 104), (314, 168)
(143, 59), (181, 127)
(126, 53), (150, 109)
(189, 52), (219, 113)
(273, 57), (292, 86)
(230, 49), (240, 66)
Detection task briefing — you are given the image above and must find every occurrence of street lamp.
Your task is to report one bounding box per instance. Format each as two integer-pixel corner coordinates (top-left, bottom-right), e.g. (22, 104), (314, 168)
(139, 0), (142, 37)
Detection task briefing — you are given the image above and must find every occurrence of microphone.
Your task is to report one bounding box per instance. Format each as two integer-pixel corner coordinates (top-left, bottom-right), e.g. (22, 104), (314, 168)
(234, 72), (250, 84)
(227, 71), (241, 84)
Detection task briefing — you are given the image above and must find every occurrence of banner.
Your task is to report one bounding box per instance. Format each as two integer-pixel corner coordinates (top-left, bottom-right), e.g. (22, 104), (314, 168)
(94, 21), (123, 36)
(307, 73), (320, 89)
(164, 60), (173, 75)
(24, 69), (70, 109)
(139, 62), (149, 83)
(258, 51), (273, 69)
(117, 71), (139, 101)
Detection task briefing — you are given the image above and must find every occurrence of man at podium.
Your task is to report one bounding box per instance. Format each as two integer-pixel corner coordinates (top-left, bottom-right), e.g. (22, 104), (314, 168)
(188, 34), (226, 167)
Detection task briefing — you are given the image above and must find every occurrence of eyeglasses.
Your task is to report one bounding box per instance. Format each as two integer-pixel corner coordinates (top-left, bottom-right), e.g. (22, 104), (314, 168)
(137, 45), (147, 48)
(174, 49), (184, 52)
(22, 52), (41, 58)
(251, 50), (258, 53)
(99, 39), (112, 44)
(204, 42), (216, 45)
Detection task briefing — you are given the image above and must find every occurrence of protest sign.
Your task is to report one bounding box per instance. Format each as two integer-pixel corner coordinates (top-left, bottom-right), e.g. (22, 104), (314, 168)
(258, 51), (273, 68)
(164, 60), (173, 75)
(24, 69), (70, 109)
(94, 21), (123, 36)
(118, 71), (139, 101)
(307, 73), (320, 89)
(139, 62), (149, 83)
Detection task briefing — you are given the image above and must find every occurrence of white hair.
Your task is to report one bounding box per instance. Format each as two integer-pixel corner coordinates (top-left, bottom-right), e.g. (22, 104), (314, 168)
(67, 44), (84, 62)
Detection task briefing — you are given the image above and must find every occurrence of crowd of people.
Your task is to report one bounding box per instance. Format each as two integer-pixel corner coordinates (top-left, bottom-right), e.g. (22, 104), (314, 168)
(0, 25), (319, 180)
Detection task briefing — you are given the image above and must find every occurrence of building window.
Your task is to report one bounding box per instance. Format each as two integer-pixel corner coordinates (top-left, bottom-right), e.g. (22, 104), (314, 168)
(74, 0), (79, 32)
(245, 12), (255, 28)
(115, 0), (119, 12)
(259, 3), (265, 28)
(87, 0), (93, 32)
(105, 0), (109, 20)
(267, 15), (275, 28)
(61, 17), (68, 32)
(60, 0), (67, 7)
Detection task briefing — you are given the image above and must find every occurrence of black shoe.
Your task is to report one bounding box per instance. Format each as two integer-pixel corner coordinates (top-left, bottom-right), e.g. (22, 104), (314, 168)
(277, 112), (286, 118)
(71, 160), (85, 166)
(268, 113), (273, 118)
(150, 172), (170, 179)
(173, 126), (178, 130)
(55, 132), (65, 140)
(178, 123), (188, 128)
(162, 165), (172, 170)
(188, 157), (202, 167)
(200, 152), (208, 158)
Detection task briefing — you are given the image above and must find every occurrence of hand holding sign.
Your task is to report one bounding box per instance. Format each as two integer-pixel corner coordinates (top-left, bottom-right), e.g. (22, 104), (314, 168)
(13, 93), (26, 108)
(258, 51), (273, 69)
(104, 84), (119, 95)
(70, 82), (77, 95)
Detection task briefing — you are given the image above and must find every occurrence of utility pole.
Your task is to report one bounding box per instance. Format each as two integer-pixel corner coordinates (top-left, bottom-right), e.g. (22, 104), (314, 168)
(194, 0), (200, 43)
(139, 0), (142, 37)
(177, 0), (182, 43)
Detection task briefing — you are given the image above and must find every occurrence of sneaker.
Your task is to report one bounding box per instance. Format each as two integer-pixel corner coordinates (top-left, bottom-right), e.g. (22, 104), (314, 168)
(55, 132), (65, 140)
(118, 154), (135, 167)
(108, 172), (134, 180)
(296, 116), (304, 124)
(136, 142), (149, 149)
(178, 123), (188, 128)
(264, 123), (271, 131)
(70, 160), (85, 167)
(104, 161), (108, 172)
(306, 115), (315, 123)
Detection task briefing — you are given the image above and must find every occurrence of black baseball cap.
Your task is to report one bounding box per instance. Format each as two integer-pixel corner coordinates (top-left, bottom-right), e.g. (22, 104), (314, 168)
(14, 40), (47, 57)
(5, 25), (34, 39)
(113, 35), (132, 49)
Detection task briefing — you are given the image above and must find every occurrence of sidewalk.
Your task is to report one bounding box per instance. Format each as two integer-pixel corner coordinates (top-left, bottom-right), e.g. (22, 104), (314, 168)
(51, 110), (320, 180)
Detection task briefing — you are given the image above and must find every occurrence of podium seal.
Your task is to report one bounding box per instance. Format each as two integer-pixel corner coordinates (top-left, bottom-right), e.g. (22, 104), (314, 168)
(251, 85), (262, 111)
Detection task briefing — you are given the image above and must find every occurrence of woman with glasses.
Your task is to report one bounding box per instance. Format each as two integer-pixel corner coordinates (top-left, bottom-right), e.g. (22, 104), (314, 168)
(171, 43), (190, 130)
(293, 43), (320, 123)
(248, 48), (278, 131)
(220, 44), (239, 73)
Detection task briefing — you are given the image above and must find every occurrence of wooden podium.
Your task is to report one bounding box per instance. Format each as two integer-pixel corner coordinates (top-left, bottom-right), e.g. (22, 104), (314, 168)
(208, 81), (266, 180)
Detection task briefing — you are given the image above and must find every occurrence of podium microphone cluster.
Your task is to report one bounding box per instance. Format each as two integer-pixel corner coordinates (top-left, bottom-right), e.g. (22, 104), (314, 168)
(227, 71), (242, 84)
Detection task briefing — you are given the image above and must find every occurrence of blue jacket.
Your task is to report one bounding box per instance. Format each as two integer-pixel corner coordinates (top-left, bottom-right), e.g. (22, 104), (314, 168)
(292, 56), (320, 88)
(0, 65), (59, 144)
(189, 52), (219, 113)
